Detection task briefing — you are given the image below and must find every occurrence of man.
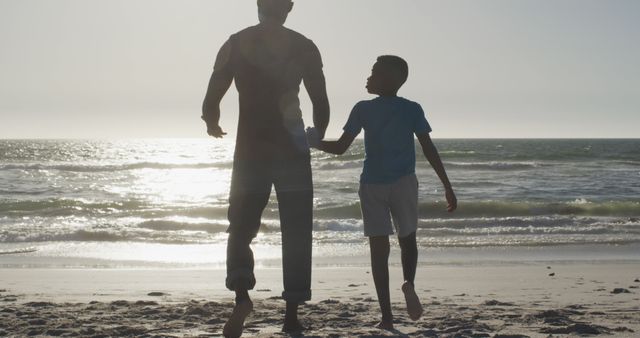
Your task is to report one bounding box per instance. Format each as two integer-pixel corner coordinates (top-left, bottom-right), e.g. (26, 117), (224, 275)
(201, 0), (329, 336)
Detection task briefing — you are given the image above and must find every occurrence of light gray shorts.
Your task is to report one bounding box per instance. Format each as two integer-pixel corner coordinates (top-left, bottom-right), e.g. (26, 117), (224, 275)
(358, 173), (418, 238)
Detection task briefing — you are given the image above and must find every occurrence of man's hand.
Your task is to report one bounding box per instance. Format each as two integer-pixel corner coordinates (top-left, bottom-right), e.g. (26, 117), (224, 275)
(207, 124), (227, 138)
(445, 187), (457, 212)
(306, 127), (321, 148)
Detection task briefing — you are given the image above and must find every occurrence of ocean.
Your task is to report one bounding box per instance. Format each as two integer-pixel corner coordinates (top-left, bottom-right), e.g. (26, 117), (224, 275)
(1, 139), (639, 268)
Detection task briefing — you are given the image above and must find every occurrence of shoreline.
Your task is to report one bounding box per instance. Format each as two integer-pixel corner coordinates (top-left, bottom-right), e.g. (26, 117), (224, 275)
(2, 242), (640, 269)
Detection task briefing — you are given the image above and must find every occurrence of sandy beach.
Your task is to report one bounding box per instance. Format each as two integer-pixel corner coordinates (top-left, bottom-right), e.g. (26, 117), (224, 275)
(1, 262), (639, 337)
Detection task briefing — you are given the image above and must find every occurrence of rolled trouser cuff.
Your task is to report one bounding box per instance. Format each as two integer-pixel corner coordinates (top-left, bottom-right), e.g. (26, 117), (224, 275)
(282, 290), (311, 304)
(226, 268), (256, 291)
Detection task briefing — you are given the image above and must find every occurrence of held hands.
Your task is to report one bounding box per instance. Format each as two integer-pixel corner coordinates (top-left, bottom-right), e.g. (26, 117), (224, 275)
(306, 127), (321, 148)
(445, 187), (457, 212)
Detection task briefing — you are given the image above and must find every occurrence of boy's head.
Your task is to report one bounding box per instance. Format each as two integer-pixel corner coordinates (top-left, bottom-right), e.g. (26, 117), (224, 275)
(366, 55), (409, 96)
(257, 0), (294, 24)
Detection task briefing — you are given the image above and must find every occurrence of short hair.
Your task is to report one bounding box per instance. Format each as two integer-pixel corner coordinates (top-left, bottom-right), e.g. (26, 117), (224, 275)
(257, 0), (292, 16)
(376, 55), (409, 86)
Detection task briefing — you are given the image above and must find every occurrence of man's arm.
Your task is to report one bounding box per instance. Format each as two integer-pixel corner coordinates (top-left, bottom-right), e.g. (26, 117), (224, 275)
(302, 43), (330, 139)
(202, 40), (233, 138)
(417, 132), (457, 212)
(315, 131), (356, 155)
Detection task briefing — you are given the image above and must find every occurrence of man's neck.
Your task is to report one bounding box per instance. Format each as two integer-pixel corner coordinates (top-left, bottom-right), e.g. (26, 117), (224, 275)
(258, 18), (285, 28)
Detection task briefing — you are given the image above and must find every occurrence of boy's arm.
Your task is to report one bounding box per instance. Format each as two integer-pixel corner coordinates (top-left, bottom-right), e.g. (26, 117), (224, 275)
(316, 131), (357, 155)
(417, 132), (457, 212)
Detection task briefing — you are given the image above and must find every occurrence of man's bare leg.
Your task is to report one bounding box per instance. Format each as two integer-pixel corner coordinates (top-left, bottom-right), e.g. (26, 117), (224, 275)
(223, 289), (253, 338)
(369, 235), (393, 330)
(282, 301), (304, 333)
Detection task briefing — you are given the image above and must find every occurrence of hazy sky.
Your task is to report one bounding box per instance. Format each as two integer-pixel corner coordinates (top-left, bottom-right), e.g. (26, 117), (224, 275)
(1, 0), (638, 138)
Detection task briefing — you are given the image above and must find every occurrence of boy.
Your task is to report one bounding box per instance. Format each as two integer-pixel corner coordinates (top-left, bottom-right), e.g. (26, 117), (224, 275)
(307, 55), (457, 329)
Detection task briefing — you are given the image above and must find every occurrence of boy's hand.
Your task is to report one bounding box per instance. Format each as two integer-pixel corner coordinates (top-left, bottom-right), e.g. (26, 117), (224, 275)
(306, 127), (321, 148)
(445, 187), (457, 212)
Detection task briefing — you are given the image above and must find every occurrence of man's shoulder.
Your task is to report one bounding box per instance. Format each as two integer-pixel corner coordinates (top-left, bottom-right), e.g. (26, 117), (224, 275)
(283, 27), (314, 44)
(231, 25), (260, 39)
(231, 26), (317, 49)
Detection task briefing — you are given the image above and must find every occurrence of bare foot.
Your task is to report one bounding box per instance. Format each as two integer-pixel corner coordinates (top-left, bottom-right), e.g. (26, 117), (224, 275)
(223, 298), (253, 338)
(282, 319), (305, 334)
(402, 281), (423, 321)
(375, 319), (394, 330)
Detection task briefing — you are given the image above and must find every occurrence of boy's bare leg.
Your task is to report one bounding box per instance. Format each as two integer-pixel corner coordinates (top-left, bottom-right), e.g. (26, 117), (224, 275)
(369, 235), (393, 329)
(399, 232), (418, 284)
(399, 232), (423, 320)
(223, 289), (253, 338)
(283, 302), (303, 333)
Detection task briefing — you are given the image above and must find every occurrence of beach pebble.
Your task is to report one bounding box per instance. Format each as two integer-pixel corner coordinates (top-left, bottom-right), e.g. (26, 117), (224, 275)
(540, 323), (608, 334)
(183, 306), (210, 317)
(548, 272), (555, 276)
(483, 299), (515, 306)
(105, 325), (147, 336)
(45, 328), (68, 336)
(634, 278), (640, 282)
(147, 292), (167, 297)
(611, 288), (630, 294)
(27, 319), (47, 326)
(27, 329), (45, 336)
(25, 302), (54, 308)
(565, 304), (586, 310)
(141, 307), (160, 316)
(613, 326), (635, 333)
(80, 327), (96, 335)
(256, 289), (271, 292)
(206, 317), (225, 325)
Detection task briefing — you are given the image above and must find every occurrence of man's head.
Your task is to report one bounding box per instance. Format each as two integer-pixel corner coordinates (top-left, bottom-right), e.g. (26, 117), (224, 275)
(366, 55), (409, 96)
(257, 0), (294, 25)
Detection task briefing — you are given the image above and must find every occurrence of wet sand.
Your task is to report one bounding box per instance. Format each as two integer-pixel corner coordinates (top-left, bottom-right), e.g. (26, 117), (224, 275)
(1, 263), (639, 337)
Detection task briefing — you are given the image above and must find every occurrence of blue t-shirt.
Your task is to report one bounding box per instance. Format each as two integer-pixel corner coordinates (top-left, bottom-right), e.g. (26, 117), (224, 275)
(343, 96), (432, 184)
